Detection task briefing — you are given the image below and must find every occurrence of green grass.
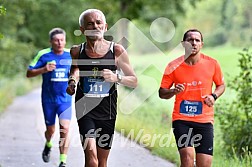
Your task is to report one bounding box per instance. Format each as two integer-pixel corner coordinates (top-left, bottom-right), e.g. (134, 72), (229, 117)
(0, 74), (40, 114)
(213, 119), (252, 167)
(116, 46), (250, 166)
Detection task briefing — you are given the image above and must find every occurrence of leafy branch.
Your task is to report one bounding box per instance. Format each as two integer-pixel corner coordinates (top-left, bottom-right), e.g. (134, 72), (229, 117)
(216, 48), (252, 157)
(0, 5), (6, 39)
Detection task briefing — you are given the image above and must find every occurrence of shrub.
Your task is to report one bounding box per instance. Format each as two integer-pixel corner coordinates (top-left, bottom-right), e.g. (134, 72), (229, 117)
(216, 48), (252, 157)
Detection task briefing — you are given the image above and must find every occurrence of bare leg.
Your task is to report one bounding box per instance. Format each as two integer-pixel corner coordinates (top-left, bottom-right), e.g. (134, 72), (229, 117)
(83, 138), (98, 167)
(97, 147), (110, 167)
(196, 153), (212, 167)
(42, 125), (55, 163)
(59, 119), (70, 154)
(45, 125), (55, 142)
(179, 147), (195, 167)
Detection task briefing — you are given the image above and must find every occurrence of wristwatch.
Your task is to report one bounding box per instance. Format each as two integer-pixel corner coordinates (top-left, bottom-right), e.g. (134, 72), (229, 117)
(117, 73), (122, 82)
(211, 93), (218, 101)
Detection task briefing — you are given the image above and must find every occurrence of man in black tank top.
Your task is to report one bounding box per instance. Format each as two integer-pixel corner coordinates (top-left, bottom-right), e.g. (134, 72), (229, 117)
(66, 9), (137, 167)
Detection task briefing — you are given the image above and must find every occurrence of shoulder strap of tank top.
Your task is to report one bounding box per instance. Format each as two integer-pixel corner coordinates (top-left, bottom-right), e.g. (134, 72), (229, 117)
(109, 42), (115, 58)
(110, 42), (119, 71)
(109, 42), (114, 53)
(78, 42), (85, 58)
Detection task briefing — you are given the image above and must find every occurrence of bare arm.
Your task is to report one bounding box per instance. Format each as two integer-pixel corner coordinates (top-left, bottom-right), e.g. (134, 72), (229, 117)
(213, 84), (225, 98)
(69, 45), (80, 80)
(203, 84), (226, 107)
(66, 45), (80, 95)
(102, 44), (137, 88)
(159, 83), (185, 99)
(114, 44), (138, 88)
(26, 63), (56, 78)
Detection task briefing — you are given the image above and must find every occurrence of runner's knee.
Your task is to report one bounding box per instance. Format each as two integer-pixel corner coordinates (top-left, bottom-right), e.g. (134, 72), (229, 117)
(179, 148), (194, 167)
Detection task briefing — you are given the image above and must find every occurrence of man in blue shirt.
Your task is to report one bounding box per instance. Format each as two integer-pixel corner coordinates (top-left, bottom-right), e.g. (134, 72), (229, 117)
(27, 28), (72, 167)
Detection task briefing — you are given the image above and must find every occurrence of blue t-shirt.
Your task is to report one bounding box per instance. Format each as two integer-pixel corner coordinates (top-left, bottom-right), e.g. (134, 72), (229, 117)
(28, 48), (72, 104)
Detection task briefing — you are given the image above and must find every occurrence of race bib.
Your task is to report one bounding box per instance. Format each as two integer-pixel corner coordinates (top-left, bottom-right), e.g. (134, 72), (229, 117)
(180, 100), (202, 116)
(51, 68), (68, 82)
(83, 77), (111, 97)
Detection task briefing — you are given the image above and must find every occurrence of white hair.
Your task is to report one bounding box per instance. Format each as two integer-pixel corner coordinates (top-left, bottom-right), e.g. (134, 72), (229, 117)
(79, 9), (106, 27)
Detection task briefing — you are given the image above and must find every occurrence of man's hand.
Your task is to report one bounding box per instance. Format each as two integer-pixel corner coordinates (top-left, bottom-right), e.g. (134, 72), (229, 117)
(102, 69), (117, 82)
(173, 83), (185, 95)
(66, 81), (76, 95)
(202, 95), (215, 107)
(45, 62), (56, 72)
(159, 84), (185, 99)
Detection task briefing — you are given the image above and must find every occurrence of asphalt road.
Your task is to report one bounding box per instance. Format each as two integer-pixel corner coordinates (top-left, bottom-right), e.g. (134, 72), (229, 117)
(0, 89), (175, 167)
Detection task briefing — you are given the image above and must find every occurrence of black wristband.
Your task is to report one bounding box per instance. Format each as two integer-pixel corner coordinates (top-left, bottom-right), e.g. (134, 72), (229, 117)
(211, 93), (218, 101)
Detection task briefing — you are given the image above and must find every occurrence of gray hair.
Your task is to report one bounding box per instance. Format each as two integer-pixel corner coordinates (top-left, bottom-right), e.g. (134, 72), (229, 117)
(79, 9), (106, 27)
(49, 28), (66, 40)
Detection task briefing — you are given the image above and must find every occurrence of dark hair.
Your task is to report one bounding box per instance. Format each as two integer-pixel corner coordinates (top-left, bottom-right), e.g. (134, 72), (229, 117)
(49, 28), (66, 40)
(182, 29), (203, 42)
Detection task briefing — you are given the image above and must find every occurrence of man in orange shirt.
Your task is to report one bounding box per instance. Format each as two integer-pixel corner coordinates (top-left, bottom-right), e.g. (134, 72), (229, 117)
(159, 29), (225, 167)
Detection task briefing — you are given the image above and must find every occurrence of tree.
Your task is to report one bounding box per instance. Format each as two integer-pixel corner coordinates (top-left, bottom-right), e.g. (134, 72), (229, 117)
(216, 48), (252, 157)
(83, 0), (201, 48)
(0, 0), (203, 78)
(0, 0), (38, 77)
(0, 5), (6, 39)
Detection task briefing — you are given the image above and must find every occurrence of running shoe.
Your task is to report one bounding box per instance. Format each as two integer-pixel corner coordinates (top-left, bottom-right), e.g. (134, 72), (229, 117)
(59, 162), (67, 167)
(42, 144), (51, 162)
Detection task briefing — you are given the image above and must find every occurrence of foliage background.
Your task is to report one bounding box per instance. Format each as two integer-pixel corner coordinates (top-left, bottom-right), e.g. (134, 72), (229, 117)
(1, 0), (252, 78)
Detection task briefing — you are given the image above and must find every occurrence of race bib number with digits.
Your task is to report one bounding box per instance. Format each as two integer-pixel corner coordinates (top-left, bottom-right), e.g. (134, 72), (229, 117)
(51, 68), (68, 82)
(83, 77), (111, 97)
(180, 100), (202, 116)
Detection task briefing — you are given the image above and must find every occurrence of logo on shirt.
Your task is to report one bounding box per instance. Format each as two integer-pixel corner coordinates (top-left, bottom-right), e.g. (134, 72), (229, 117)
(183, 81), (202, 87)
(92, 67), (99, 78)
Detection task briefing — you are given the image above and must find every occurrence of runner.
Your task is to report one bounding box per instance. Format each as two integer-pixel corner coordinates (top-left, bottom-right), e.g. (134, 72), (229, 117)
(159, 29), (225, 167)
(27, 28), (72, 167)
(66, 9), (137, 167)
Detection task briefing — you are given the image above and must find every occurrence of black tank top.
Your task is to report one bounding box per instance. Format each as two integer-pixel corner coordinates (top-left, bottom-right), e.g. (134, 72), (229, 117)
(75, 42), (118, 120)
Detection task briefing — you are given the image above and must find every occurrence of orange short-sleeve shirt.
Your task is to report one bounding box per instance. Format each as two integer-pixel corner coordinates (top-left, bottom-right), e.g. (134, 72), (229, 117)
(160, 53), (224, 124)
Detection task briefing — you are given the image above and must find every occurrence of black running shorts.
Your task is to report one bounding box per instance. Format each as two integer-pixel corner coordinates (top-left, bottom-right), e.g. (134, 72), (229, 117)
(172, 120), (214, 155)
(78, 116), (116, 150)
